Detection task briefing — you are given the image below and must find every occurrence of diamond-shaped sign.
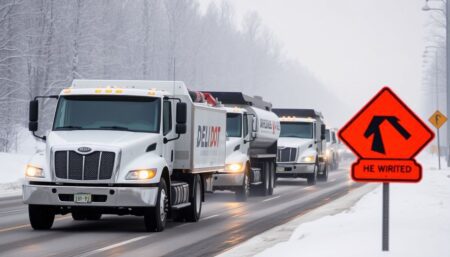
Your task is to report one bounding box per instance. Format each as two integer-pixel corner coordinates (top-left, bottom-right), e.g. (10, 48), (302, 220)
(429, 110), (447, 129)
(339, 87), (434, 183)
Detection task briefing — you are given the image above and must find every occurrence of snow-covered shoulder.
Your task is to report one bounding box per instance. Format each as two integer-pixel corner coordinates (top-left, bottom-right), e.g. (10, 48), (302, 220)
(0, 152), (30, 197)
(221, 153), (450, 257)
(260, 153), (450, 257)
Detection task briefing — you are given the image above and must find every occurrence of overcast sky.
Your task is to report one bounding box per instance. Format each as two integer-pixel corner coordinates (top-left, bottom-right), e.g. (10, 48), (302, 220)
(198, 0), (429, 123)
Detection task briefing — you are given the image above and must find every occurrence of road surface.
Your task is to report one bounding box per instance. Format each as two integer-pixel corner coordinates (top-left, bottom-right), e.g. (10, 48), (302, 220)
(0, 164), (362, 257)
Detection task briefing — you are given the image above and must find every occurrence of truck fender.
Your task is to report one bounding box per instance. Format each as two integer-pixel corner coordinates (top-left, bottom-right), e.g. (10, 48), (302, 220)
(26, 152), (51, 182)
(117, 152), (169, 184)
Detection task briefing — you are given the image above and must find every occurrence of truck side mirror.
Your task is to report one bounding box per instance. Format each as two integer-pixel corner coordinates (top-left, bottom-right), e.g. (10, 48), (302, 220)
(174, 102), (187, 135)
(320, 124), (326, 140)
(29, 100), (38, 132)
(176, 124), (186, 134)
(176, 102), (187, 124)
(252, 116), (257, 132)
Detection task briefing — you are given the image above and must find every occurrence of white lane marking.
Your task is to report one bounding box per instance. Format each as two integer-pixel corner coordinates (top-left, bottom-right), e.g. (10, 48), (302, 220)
(0, 216), (70, 233)
(303, 186), (313, 190)
(76, 235), (150, 257)
(263, 195), (281, 202)
(330, 178), (337, 182)
(202, 214), (220, 221)
(0, 208), (26, 215)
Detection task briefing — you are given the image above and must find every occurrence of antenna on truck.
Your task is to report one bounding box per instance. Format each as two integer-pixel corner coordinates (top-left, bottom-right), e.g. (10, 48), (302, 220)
(172, 58), (176, 95)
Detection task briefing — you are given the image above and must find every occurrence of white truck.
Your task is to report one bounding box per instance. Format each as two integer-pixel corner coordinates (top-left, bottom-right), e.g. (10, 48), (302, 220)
(325, 127), (340, 170)
(205, 92), (280, 201)
(23, 80), (227, 232)
(273, 109), (328, 185)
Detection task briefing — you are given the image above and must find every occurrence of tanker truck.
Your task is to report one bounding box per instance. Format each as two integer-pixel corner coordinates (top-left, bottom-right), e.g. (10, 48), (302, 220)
(273, 109), (328, 185)
(23, 80), (226, 232)
(325, 127), (340, 170)
(205, 92), (280, 201)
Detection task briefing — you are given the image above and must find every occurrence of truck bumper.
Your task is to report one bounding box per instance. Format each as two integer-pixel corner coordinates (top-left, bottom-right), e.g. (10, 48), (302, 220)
(22, 184), (158, 207)
(213, 173), (244, 188)
(276, 163), (315, 176)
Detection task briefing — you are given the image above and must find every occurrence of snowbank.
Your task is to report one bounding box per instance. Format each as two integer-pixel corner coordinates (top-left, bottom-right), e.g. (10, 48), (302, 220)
(0, 152), (30, 197)
(253, 154), (450, 257)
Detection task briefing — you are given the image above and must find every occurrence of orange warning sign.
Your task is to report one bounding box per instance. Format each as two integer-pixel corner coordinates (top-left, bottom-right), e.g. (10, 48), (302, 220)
(339, 87), (434, 183)
(429, 110), (447, 129)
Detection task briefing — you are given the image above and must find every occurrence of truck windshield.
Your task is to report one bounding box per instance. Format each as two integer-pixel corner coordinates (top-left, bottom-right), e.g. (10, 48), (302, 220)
(53, 95), (161, 133)
(325, 129), (331, 142)
(280, 122), (313, 139)
(226, 113), (242, 137)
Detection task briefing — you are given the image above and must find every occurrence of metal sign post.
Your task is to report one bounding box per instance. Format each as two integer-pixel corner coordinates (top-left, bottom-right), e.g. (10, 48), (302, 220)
(382, 183), (389, 251)
(428, 110), (447, 170)
(437, 127), (441, 170)
(339, 87), (434, 253)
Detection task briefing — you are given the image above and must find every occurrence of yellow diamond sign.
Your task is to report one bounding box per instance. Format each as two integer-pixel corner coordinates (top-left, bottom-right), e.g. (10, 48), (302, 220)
(429, 110), (447, 129)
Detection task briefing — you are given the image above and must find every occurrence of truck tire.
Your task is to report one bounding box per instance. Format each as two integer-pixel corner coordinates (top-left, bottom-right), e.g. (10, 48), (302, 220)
(307, 164), (318, 185)
(334, 158), (339, 170)
(183, 174), (202, 222)
(256, 162), (270, 196)
(29, 205), (55, 230)
(318, 163), (328, 182)
(144, 179), (168, 232)
(268, 161), (275, 195)
(235, 170), (250, 202)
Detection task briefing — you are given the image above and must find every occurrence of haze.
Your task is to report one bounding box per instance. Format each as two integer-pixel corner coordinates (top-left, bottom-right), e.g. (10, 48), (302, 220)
(199, 0), (427, 126)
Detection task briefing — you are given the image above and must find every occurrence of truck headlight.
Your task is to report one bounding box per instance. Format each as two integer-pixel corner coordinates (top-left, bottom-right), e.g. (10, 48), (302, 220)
(126, 169), (156, 180)
(225, 163), (245, 173)
(301, 155), (315, 163)
(25, 165), (44, 178)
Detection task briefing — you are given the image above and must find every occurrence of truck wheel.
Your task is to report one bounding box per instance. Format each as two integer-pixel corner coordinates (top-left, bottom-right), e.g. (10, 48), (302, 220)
(318, 163), (329, 182)
(257, 162), (270, 196)
(183, 174), (202, 222)
(29, 205), (55, 230)
(268, 162), (275, 195)
(144, 180), (168, 232)
(235, 170), (250, 202)
(334, 159), (339, 170)
(307, 165), (318, 185)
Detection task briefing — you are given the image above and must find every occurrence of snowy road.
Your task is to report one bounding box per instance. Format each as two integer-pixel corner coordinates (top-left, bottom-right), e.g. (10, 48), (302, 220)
(0, 164), (362, 257)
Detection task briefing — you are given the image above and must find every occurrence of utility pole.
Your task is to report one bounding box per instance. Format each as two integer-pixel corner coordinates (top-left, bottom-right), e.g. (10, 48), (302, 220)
(446, 0), (450, 166)
(422, 0), (449, 166)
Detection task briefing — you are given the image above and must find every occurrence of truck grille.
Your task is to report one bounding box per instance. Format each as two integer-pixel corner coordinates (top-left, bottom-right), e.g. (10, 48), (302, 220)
(54, 151), (116, 180)
(277, 148), (297, 162)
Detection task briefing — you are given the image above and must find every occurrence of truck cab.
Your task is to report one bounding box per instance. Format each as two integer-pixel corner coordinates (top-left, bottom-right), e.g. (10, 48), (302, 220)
(273, 109), (328, 185)
(325, 128), (340, 170)
(24, 80), (226, 232)
(205, 92), (280, 202)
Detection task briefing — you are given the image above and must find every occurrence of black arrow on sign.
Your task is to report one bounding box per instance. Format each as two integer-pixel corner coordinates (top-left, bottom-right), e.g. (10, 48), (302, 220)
(364, 116), (411, 154)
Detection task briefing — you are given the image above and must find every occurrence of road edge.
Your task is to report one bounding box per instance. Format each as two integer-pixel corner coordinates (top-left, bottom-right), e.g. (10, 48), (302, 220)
(217, 183), (379, 257)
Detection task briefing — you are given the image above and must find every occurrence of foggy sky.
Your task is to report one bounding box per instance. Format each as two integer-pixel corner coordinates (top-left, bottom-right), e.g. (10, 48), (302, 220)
(199, 0), (428, 124)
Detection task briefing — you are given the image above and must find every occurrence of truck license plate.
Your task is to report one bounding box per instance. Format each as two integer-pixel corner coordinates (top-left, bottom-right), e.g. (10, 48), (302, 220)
(74, 193), (92, 203)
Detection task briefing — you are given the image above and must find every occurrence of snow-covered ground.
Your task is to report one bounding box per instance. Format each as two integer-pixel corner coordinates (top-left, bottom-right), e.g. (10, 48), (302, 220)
(221, 153), (450, 257)
(0, 152), (30, 197)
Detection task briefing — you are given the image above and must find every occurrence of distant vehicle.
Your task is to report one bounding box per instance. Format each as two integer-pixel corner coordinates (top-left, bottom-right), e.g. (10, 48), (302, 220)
(273, 109), (328, 185)
(325, 128), (340, 170)
(205, 92), (280, 201)
(24, 80), (227, 232)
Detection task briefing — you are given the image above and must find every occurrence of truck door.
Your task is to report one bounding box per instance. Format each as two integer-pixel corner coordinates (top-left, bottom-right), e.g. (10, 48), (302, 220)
(242, 113), (250, 154)
(163, 100), (175, 171)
